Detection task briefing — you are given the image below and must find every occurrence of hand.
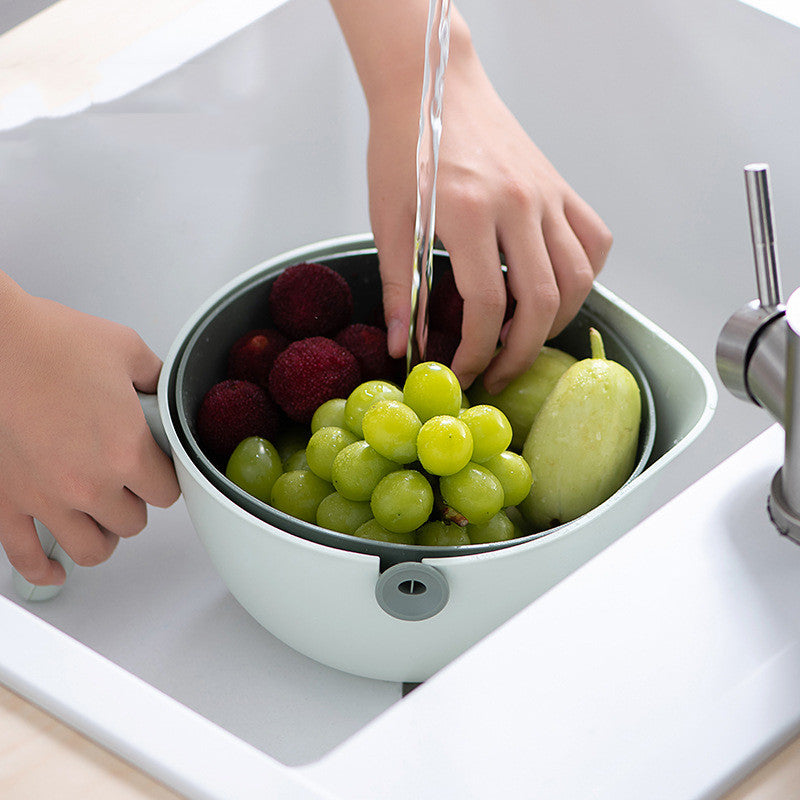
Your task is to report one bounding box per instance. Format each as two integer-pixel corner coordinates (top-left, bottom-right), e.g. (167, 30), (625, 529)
(331, 1), (612, 393)
(0, 276), (180, 585)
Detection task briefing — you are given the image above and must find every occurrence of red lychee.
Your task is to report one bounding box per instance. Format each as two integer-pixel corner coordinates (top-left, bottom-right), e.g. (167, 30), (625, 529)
(196, 379), (281, 464)
(268, 261), (353, 339)
(335, 323), (395, 382)
(428, 270), (463, 338)
(227, 328), (289, 388)
(429, 268), (515, 339)
(269, 337), (361, 423)
(425, 328), (459, 368)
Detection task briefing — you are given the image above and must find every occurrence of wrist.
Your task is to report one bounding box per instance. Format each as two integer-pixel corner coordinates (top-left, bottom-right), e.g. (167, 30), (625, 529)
(333, 1), (477, 112)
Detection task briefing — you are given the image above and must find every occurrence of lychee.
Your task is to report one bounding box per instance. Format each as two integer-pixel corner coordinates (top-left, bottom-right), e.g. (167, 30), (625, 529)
(227, 328), (288, 388)
(269, 337), (361, 423)
(335, 323), (395, 382)
(268, 261), (353, 339)
(429, 267), (515, 339)
(428, 270), (463, 338)
(196, 379), (281, 464)
(425, 328), (459, 368)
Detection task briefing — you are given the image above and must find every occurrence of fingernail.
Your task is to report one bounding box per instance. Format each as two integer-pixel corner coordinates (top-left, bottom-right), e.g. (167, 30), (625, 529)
(482, 374), (503, 395)
(459, 373), (476, 391)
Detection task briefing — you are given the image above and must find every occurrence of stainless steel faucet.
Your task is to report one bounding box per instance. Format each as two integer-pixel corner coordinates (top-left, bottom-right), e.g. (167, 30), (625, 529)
(717, 163), (800, 542)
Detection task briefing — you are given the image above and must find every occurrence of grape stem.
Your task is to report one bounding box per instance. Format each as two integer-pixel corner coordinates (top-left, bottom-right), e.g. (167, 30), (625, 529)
(441, 503), (469, 527)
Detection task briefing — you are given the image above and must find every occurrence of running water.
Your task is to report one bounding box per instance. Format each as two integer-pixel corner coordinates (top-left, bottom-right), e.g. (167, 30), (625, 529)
(407, 0), (452, 373)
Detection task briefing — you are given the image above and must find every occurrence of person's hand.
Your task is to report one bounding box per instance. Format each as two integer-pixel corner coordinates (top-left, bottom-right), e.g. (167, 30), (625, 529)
(0, 275), (180, 585)
(331, 1), (612, 392)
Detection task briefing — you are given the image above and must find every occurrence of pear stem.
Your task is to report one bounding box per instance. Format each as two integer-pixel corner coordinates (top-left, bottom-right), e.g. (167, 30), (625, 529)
(589, 327), (606, 359)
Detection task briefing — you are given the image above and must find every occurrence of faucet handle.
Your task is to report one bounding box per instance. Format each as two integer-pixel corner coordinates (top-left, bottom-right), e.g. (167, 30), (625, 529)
(745, 163), (783, 308)
(717, 164), (787, 407)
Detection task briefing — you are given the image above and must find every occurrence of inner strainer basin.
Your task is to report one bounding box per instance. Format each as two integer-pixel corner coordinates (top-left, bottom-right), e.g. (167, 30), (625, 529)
(170, 246), (656, 567)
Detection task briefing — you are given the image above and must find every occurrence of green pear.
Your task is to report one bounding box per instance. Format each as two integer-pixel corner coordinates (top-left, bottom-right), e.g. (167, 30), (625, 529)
(468, 346), (577, 451)
(518, 328), (641, 529)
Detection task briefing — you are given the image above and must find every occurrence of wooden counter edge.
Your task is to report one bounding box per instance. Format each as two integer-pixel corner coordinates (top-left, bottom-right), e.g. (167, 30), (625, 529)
(0, 683), (183, 800)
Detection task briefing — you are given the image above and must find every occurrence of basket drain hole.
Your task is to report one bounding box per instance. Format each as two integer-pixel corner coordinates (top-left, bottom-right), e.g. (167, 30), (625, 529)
(398, 579), (427, 595)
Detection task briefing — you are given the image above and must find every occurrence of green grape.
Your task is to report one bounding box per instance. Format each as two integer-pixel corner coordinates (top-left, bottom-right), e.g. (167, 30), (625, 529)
(402, 361), (462, 422)
(284, 448), (310, 472)
(460, 390), (470, 409)
(459, 404), (513, 463)
(305, 426), (359, 482)
(311, 398), (347, 433)
(270, 469), (332, 523)
(416, 415), (473, 476)
(344, 380), (404, 437)
(439, 462), (504, 525)
(353, 519), (416, 545)
(316, 492), (374, 534)
(274, 425), (309, 466)
(331, 440), (397, 501)
(225, 436), (283, 503)
(370, 470), (434, 533)
(467, 510), (517, 544)
(483, 450), (533, 507)
(417, 520), (470, 546)
(361, 399), (421, 463)
(505, 505), (530, 537)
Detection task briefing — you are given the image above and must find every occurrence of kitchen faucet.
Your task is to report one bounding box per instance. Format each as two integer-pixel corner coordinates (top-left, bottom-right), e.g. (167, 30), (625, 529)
(717, 163), (800, 541)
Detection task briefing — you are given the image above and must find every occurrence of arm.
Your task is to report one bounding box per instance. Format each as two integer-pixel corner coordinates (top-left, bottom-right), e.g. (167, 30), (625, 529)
(0, 271), (179, 585)
(329, 0), (612, 392)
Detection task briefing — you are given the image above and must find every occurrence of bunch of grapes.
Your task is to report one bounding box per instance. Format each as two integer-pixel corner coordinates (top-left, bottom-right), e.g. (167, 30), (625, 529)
(224, 362), (533, 546)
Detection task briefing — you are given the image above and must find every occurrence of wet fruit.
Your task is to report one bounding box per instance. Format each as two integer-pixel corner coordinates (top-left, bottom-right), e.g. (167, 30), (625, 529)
(403, 361), (462, 422)
(370, 470), (434, 533)
(227, 328), (288, 388)
(336, 323), (395, 382)
(196, 379), (281, 463)
(519, 328), (641, 529)
(269, 337), (361, 423)
(361, 399), (421, 464)
(468, 345), (576, 451)
(439, 462), (505, 525)
(270, 469), (333, 523)
(225, 436), (283, 502)
(268, 261), (353, 339)
(416, 415), (473, 476)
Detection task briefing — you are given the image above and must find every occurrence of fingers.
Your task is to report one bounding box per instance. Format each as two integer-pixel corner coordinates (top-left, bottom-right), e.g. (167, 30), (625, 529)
(466, 201), (612, 393)
(85, 486), (148, 539)
(0, 508), (119, 586)
(540, 214), (596, 338)
(126, 327), (164, 395)
(0, 513), (67, 586)
(125, 422), (181, 509)
(375, 222), (416, 359)
(119, 328), (181, 507)
(481, 221), (558, 393)
(36, 509), (119, 568)
(564, 193), (614, 275)
(446, 223), (507, 389)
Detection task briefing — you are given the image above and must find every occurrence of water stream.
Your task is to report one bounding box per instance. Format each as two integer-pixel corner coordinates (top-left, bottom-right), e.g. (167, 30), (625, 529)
(407, 0), (452, 372)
